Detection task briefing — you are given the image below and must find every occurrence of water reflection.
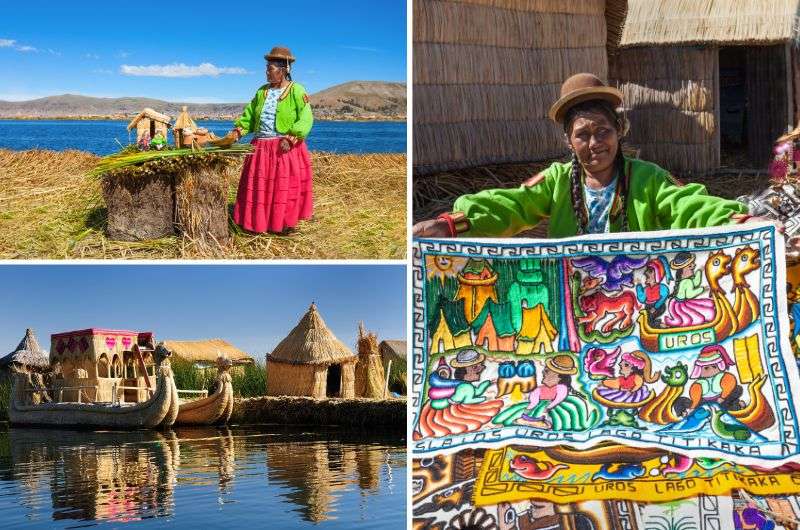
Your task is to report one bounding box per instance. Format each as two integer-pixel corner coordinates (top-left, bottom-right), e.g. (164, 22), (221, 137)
(0, 425), (406, 528)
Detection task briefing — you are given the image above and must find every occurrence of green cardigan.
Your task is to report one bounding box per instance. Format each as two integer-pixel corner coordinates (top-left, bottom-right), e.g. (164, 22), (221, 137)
(453, 157), (748, 238)
(234, 82), (314, 139)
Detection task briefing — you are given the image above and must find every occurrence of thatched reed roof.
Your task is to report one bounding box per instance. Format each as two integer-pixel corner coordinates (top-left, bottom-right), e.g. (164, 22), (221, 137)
(1, 328), (49, 370)
(173, 106), (197, 131)
(268, 303), (356, 365)
(618, 0), (800, 48)
(126, 108), (172, 130)
(414, 0), (612, 175)
(378, 340), (406, 363)
(162, 338), (254, 365)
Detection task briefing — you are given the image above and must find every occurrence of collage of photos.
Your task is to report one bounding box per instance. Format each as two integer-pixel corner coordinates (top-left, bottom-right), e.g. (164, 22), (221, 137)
(6, 0), (800, 529)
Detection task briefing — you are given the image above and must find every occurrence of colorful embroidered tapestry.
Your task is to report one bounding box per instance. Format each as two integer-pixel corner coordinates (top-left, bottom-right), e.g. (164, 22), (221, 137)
(413, 450), (743, 530)
(473, 444), (800, 506)
(412, 225), (800, 464)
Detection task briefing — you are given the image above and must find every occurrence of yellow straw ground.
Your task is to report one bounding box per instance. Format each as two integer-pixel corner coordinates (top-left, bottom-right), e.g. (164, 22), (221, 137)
(0, 149), (407, 259)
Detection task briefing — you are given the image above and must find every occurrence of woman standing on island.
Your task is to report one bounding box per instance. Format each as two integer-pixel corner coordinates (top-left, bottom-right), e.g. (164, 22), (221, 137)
(230, 46), (314, 234)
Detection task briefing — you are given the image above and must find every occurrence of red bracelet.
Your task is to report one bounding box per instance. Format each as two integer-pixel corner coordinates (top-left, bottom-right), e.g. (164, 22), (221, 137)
(437, 213), (457, 237)
(735, 214), (753, 224)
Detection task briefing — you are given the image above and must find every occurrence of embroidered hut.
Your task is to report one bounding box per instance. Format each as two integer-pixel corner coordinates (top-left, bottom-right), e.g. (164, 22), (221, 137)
(517, 305), (558, 355)
(413, 0), (625, 175)
(429, 297), (472, 353)
(161, 338), (253, 374)
(354, 323), (386, 398)
(610, 0), (800, 173)
(49, 328), (156, 403)
(0, 328), (49, 378)
(508, 259), (551, 332)
(455, 258), (498, 322)
(126, 108), (172, 144)
(266, 303), (357, 398)
(472, 300), (516, 352)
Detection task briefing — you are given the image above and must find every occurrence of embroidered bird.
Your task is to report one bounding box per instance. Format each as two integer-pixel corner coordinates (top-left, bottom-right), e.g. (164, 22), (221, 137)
(584, 346), (621, 379)
(572, 255), (649, 292)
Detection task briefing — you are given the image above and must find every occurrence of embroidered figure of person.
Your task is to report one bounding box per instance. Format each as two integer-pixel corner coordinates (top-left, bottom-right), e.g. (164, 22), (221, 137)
(673, 344), (743, 416)
(635, 257), (671, 328)
(665, 252), (716, 327)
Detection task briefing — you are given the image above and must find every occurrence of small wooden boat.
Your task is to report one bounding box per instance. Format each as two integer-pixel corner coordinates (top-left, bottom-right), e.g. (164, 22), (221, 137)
(175, 358), (234, 426)
(9, 353), (177, 429)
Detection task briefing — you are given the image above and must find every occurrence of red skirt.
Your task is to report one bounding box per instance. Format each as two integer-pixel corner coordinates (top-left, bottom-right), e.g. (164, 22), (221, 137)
(233, 137), (313, 233)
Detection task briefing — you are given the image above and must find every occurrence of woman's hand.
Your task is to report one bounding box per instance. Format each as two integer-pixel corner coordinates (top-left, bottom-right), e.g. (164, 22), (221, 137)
(413, 218), (453, 238)
(279, 138), (292, 153)
(732, 213), (785, 233)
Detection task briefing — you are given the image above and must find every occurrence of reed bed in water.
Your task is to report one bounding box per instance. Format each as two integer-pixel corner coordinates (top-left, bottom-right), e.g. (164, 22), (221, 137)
(0, 149), (406, 259)
(171, 357), (267, 399)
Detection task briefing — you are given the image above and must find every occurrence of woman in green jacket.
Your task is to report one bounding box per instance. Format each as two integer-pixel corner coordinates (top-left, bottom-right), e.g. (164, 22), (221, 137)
(230, 46), (314, 234)
(413, 73), (762, 238)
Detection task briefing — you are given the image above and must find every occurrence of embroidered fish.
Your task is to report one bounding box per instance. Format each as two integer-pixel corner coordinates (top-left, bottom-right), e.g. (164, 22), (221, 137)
(509, 455), (567, 481)
(592, 462), (645, 481)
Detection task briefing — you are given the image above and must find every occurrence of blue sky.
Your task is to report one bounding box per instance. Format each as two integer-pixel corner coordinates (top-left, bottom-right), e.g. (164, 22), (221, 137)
(0, 265), (406, 361)
(0, 1), (406, 102)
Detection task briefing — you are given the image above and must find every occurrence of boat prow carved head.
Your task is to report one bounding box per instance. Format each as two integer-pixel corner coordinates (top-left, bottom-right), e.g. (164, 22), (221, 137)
(155, 342), (173, 364)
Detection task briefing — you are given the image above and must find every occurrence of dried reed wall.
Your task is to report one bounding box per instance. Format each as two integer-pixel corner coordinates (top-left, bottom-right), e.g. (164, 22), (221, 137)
(266, 359), (356, 398)
(610, 46), (719, 174)
(414, 0), (609, 175)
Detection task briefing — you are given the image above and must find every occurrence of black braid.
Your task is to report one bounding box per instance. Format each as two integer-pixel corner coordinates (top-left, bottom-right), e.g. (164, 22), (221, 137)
(570, 151), (589, 234)
(613, 138), (629, 231)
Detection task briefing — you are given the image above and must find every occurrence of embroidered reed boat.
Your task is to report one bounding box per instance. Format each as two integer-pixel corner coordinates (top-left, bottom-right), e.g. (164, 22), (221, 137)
(637, 252), (736, 352)
(175, 357), (234, 426)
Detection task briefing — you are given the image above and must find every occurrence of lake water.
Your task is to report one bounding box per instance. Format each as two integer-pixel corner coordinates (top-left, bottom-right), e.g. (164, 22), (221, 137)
(0, 120), (406, 155)
(0, 425), (406, 529)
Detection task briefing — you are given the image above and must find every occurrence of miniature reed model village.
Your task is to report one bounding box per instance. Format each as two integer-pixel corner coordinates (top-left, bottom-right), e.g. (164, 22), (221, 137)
(1, 304), (406, 429)
(411, 2), (800, 529)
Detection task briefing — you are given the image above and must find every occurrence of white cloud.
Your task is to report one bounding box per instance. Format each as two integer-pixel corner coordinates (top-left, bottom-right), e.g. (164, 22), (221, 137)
(91, 69), (113, 75)
(84, 53), (100, 59)
(116, 51), (131, 58)
(0, 38), (46, 53)
(339, 45), (381, 53)
(120, 62), (249, 78)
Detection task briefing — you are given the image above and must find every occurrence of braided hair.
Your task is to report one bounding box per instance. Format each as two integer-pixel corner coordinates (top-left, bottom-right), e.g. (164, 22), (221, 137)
(563, 100), (629, 234)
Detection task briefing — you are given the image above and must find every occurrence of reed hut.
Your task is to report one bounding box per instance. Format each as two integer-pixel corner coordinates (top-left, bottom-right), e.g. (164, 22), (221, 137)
(610, 0), (800, 173)
(266, 303), (357, 398)
(161, 338), (253, 373)
(0, 328), (49, 377)
(172, 106), (198, 148)
(413, 0), (621, 175)
(127, 108), (172, 143)
(378, 340), (406, 372)
(49, 328), (156, 403)
(354, 323), (386, 398)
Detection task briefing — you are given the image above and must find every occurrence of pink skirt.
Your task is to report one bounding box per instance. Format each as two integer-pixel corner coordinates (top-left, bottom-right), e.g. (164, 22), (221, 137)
(233, 137), (313, 233)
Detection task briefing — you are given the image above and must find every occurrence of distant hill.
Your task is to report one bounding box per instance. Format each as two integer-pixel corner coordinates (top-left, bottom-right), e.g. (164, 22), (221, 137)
(0, 81), (406, 120)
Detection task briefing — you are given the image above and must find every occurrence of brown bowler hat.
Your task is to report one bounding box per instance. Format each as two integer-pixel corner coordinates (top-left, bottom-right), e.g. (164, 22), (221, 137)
(264, 46), (296, 64)
(548, 73), (623, 124)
